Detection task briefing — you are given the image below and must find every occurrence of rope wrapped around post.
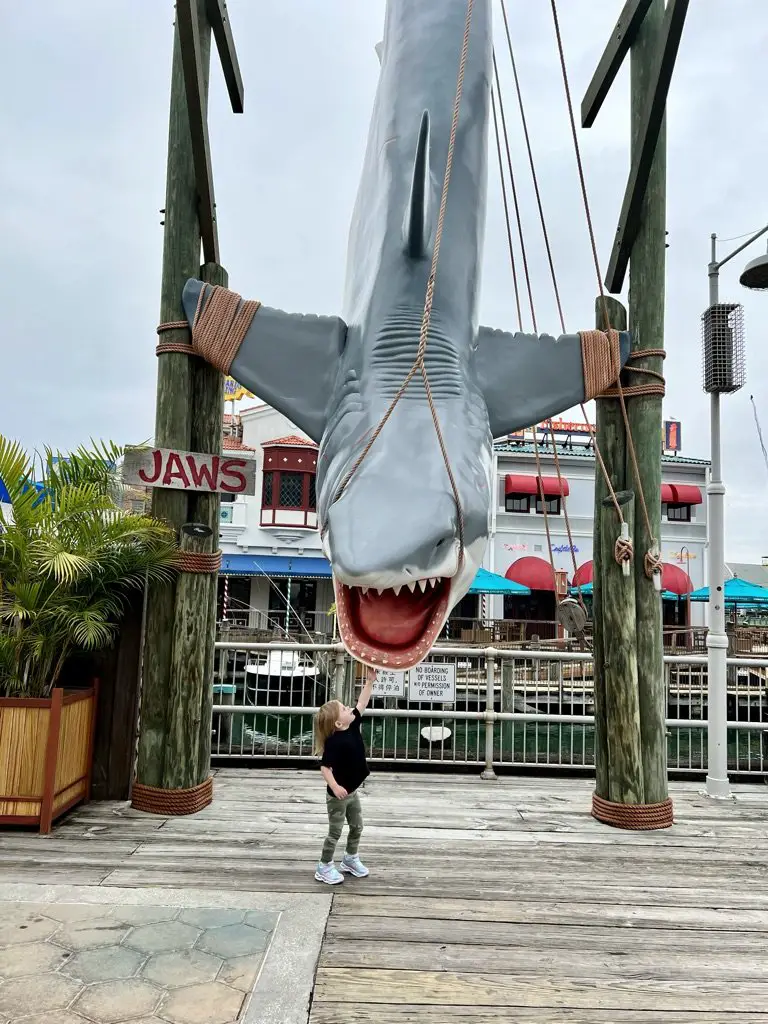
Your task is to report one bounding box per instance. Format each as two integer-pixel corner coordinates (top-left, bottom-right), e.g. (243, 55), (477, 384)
(592, 792), (674, 830)
(175, 549), (222, 575)
(131, 777), (213, 816)
(155, 285), (262, 371)
(156, 320), (195, 356)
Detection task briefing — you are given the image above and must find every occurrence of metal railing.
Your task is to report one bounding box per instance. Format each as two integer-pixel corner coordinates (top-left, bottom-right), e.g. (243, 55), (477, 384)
(210, 641), (768, 777)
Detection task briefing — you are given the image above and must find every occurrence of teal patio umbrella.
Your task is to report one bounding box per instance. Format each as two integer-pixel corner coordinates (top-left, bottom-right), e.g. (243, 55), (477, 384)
(689, 576), (768, 605)
(469, 567), (530, 595)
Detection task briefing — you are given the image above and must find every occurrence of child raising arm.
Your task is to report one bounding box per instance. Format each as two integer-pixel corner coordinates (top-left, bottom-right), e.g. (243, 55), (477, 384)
(313, 668), (374, 884)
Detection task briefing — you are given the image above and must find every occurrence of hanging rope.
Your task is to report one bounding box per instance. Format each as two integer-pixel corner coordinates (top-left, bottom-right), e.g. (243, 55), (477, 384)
(549, 0), (663, 582)
(330, 0), (476, 573)
(492, 13), (625, 549)
(492, 51), (534, 331)
(490, 85), (523, 332)
(491, 24), (627, 589)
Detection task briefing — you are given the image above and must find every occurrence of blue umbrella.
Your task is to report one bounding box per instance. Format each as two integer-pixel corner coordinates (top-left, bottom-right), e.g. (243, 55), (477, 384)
(469, 567), (530, 595)
(689, 576), (768, 605)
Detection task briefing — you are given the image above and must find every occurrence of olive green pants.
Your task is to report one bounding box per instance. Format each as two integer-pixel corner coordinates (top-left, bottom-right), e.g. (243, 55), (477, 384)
(321, 790), (363, 863)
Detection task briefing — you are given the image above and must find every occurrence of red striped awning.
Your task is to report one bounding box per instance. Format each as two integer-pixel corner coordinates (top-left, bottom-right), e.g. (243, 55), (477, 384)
(505, 474), (570, 498)
(661, 483), (702, 505)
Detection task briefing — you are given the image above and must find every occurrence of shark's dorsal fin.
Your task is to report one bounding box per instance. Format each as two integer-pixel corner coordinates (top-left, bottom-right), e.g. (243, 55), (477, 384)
(404, 110), (431, 260)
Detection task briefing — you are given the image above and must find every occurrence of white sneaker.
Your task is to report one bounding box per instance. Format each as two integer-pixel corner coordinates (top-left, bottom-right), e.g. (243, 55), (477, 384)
(340, 853), (369, 878)
(314, 861), (344, 885)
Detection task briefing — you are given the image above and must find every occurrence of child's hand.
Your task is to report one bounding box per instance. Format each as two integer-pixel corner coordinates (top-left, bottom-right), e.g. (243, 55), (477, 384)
(333, 784), (349, 799)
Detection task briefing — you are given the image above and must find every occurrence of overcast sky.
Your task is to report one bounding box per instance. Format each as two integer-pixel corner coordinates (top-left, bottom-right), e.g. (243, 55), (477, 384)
(1, 1), (766, 561)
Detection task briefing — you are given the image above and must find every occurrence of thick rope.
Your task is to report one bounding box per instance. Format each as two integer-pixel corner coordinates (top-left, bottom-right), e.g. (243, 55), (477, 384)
(549, 0), (663, 583)
(156, 321), (194, 356)
(191, 285), (261, 374)
(615, 534), (634, 570)
(175, 550), (222, 574)
(330, 0), (476, 570)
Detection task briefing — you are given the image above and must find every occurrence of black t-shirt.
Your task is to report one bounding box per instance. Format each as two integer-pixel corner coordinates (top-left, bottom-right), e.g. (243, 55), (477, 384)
(320, 707), (370, 796)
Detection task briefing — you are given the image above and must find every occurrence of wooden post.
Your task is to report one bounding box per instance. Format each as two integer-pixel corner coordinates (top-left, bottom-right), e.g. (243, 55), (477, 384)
(627, 0), (669, 806)
(135, 3), (213, 790)
(191, 261), (228, 780)
(164, 527), (214, 790)
(591, 295), (628, 800)
(600, 491), (644, 805)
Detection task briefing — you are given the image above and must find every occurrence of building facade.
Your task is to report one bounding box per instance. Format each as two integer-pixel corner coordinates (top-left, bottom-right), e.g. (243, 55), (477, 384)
(216, 406), (711, 634)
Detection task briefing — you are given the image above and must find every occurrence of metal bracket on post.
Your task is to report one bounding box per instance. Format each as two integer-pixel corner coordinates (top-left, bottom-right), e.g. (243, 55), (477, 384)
(481, 649), (498, 780)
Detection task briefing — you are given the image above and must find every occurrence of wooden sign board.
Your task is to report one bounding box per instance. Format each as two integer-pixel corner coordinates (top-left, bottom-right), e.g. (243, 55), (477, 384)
(123, 446), (256, 495)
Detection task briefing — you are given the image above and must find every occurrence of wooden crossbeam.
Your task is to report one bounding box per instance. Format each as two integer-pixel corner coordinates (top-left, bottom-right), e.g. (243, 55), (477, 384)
(604, 0), (689, 294)
(176, 0), (219, 264)
(206, 0), (244, 113)
(581, 0), (654, 128)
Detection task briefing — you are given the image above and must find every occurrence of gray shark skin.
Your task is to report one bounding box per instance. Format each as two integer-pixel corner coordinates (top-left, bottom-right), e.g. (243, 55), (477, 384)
(180, 0), (630, 670)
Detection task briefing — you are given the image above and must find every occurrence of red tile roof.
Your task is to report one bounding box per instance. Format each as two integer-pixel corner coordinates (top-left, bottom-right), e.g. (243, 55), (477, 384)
(262, 435), (318, 449)
(222, 437), (255, 451)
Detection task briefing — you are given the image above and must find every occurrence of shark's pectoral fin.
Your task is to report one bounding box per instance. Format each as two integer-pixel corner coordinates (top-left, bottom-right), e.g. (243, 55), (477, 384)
(476, 325), (631, 439)
(182, 278), (346, 444)
(403, 110), (431, 259)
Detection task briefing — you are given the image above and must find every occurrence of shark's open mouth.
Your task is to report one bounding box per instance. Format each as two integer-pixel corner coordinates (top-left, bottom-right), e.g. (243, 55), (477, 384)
(334, 577), (452, 668)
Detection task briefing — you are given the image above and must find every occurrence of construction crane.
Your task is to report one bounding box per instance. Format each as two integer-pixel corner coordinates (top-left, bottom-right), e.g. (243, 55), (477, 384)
(750, 395), (768, 483)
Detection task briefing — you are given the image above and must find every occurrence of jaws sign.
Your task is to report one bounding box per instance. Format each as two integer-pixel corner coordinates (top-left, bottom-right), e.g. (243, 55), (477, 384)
(123, 447), (256, 495)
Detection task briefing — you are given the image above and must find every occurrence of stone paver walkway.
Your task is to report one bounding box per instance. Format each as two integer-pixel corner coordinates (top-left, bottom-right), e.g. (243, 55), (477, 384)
(0, 902), (278, 1024)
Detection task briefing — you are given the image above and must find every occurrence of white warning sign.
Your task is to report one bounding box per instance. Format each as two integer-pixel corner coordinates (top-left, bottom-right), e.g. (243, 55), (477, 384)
(410, 663), (456, 703)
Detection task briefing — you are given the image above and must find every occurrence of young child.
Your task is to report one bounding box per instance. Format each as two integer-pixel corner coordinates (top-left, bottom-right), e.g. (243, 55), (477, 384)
(312, 668), (374, 884)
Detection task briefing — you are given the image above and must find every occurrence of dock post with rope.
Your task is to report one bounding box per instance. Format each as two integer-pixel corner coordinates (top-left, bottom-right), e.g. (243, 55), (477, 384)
(591, 296), (628, 806)
(581, 0), (688, 828)
(132, 0), (244, 815)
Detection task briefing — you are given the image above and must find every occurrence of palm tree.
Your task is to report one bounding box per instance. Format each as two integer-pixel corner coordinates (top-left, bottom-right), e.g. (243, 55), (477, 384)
(0, 437), (178, 698)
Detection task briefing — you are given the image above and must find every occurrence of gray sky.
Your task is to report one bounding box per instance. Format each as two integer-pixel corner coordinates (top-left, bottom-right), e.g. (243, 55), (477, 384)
(1, 1), (766, 561)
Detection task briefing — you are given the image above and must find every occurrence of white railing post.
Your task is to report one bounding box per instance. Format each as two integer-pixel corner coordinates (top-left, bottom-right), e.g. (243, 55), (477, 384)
(481, 648), (498, 779)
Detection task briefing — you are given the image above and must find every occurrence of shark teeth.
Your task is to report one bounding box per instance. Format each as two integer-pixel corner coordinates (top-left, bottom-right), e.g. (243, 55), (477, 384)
(351, 577), (445, 596)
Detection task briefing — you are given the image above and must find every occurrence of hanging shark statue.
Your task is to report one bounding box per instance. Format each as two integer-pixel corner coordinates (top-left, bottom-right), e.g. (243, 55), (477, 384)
(179, 0), (630, 670)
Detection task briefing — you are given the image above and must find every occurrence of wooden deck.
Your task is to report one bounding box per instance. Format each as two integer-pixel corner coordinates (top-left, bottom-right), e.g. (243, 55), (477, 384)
(2, 770), (768, 1022)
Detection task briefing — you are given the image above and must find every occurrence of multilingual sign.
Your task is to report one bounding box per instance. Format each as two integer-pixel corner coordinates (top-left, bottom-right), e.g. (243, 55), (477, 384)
(372, 670), (407, 697)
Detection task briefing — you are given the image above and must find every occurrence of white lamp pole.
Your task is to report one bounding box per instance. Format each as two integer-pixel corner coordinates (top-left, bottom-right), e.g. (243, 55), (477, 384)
(704, 224), (768, 799)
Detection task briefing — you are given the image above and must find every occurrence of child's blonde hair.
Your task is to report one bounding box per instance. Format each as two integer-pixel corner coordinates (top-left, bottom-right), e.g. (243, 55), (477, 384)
(314, 699), (341, 757)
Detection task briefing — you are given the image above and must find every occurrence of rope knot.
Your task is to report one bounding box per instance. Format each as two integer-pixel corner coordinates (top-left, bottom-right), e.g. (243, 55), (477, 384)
(644, 549), (663, 582)
(614, 535), (634, 568)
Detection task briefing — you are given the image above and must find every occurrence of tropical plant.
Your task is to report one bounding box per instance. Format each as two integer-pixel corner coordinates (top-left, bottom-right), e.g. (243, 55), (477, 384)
(0, 436), (178, 698)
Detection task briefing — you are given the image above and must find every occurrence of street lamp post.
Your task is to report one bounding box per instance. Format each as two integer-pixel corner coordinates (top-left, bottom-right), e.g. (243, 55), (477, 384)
(704, 224), (768, 799)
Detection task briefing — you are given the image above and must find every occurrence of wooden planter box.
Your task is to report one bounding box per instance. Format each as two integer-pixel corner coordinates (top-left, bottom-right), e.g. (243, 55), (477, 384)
(0, 683), (99, 833)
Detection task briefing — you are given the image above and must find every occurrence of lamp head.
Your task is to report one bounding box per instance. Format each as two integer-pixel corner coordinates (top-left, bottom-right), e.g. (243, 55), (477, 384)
(739, 249), (768, 291)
